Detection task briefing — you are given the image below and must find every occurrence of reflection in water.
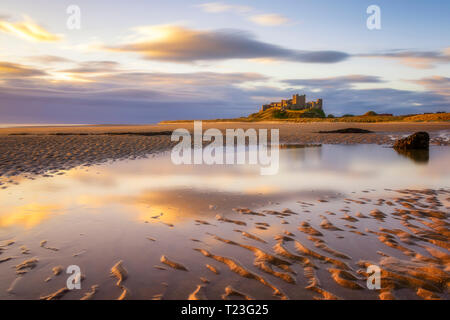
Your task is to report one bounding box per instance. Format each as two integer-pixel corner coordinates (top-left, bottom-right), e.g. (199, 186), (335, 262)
(279, 144), (322, 149)
(0, 145), (448, 230)
(123, 188), (338, 224)
(394, 148), (430, 164)
(282, 145), (322, 163)
(0, 203), (62, 229)
(0, 145), (449, 300)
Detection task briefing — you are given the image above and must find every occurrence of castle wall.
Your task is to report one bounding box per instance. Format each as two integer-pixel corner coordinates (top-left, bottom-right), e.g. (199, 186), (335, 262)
(260, 94), (322, 111)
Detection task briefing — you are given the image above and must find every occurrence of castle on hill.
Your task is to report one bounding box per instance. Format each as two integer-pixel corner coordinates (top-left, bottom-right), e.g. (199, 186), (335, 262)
(261, 94), (323, 112)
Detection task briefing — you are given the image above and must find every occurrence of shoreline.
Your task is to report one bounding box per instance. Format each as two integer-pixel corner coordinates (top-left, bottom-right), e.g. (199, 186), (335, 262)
(0, 122), (449, 182)
(0, 121), (449, 135)
(0, 126), (449, 300)
(0, 150), (449, 300)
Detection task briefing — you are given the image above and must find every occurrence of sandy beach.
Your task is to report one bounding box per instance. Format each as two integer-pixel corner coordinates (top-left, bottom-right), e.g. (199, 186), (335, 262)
(0, 122), (449, 300)
(1, 122), (449, 180)
(2, 121), (450, 136)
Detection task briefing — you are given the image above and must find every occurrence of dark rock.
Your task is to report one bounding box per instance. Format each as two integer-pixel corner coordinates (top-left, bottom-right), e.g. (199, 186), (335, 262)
(318, 128), (373, 134)
(393, 132), (429, 150)
(394, 149), (429, 164)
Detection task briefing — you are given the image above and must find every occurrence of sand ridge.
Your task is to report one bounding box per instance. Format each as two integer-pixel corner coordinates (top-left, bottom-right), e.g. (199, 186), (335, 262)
(0, 187), (448, 299)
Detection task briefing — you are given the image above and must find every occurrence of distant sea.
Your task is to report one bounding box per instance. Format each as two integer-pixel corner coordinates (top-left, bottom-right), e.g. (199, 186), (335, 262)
(0, 123), (157, 128)
(0, 124), (89, 128)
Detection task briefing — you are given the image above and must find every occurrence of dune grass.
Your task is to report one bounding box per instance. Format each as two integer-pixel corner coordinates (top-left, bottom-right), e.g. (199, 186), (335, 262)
(161, 108), (450, 124)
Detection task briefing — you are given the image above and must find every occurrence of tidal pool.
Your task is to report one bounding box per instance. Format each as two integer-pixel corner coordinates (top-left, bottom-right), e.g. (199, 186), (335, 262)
(0, 145), (449, 300)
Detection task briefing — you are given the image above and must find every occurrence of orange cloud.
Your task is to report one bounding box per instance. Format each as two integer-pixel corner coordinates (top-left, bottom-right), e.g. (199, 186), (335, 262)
(0, 61), (46, 77)
(249, 14), (289, 26)
(106, 25), (349, 63)
(197, 2), (252, 14)
(197, 3), (289, 27)
(0, 17), (62, 42)
(410, 76), (450, 97)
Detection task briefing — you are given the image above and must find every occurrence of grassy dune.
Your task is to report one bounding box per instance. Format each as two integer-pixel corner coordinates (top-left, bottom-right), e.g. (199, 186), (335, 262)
(161, 108), (450, 123)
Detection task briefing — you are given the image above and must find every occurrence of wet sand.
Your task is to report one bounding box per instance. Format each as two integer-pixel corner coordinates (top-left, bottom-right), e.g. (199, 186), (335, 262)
(0, 185), (448, 300)
(0, 122), (449, 181)
(1, 122), (449, 136)
(0, 124), (449, 300)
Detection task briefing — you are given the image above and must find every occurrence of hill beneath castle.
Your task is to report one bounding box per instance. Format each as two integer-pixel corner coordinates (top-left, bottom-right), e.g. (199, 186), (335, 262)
(161, 107), (449, 123)
(241, 107), (324, 120)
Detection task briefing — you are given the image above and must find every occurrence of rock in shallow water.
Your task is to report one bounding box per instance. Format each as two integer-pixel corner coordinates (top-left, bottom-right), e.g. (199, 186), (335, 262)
(393, 132), (429, 150)
(318, 128), (373, 134)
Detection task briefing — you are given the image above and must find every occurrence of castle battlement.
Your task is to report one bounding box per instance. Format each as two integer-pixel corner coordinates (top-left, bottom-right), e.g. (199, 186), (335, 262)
(261, 94), (323, 112)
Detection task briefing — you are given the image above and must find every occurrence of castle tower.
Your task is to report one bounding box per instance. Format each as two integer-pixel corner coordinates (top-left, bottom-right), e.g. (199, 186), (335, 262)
(316, 99), (323, 109)
(292, 94), (306, 108)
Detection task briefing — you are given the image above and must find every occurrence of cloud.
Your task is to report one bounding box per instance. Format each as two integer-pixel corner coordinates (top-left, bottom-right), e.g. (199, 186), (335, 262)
(409, 76), (450, 97)
(29, 55), (73, 64)
(197, 2), (289, 27)
(323, 88), (449, 115)
(280, 75), (448, 114)
(61, 61), (121, 74)
(292, 51), (350, 63)
(96, 71), (267, 87)
(0, 17), (62, 42)
(0, 70), (263, 123)
(2, 80), (448, 124)
(249, 14), (289, 26)
(284, 75), (384, 89)
(0, 61), (272, 123)
(359, 48), (450, 69)
(106, 25), (350, 64)
(0, 57), (447, 123)
(196, 2), (251, 14)
(0, 62), (268, 102)
(1, 62), (448, 124)
(0, 61), (47, 77)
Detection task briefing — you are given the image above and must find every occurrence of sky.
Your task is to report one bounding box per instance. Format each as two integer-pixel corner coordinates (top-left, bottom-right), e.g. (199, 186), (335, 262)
(0, 0), (449, 124)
